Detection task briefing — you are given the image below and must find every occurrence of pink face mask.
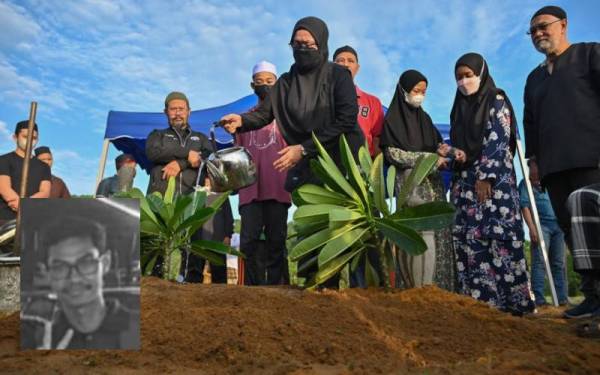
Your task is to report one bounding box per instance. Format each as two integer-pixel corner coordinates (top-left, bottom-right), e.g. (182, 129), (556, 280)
(457, 61), (485, 96)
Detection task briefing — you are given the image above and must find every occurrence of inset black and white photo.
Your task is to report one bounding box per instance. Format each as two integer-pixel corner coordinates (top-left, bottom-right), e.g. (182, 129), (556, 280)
(19, 198), (140, 350)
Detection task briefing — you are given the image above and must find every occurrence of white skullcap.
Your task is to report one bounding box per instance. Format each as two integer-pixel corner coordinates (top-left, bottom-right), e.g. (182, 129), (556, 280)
(252, 60), (277, 77)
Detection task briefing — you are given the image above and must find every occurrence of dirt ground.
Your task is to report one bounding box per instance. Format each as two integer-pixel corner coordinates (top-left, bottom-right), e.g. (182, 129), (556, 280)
(1, 277), (600, 374)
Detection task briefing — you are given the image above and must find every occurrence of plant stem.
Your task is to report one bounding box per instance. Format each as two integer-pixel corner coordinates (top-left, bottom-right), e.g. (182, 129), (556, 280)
(377, 235), (391, 291)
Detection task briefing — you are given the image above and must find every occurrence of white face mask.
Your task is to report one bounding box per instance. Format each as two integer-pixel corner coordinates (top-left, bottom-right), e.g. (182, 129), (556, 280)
(457, 60), (485, 96)
(403, 89), (425, 108)
(17, 138), (37, 151)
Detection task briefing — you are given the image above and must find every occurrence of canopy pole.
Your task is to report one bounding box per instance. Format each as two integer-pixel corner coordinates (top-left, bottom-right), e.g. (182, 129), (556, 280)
(515, 139), (559, 307)
(14, 102), (38, 256)
(94, 139), (110, 195)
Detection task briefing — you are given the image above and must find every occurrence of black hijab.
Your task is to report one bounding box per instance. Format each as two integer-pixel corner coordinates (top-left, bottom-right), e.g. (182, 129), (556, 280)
(380, 70), (442, 152)
(272, 17), (333, 144)
(450, 53), (517, 166)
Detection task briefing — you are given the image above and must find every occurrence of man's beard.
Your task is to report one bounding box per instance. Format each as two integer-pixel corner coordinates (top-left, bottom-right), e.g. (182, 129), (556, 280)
(534, 39), (555, 54)
(170, 117), (187, 129)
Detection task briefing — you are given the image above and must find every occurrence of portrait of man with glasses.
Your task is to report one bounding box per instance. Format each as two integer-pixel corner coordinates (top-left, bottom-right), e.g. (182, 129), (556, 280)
(19, 199), (140, 350)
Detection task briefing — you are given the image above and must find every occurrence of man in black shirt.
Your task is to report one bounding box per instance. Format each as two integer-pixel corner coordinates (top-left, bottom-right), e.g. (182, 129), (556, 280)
(146, 91), (213, 195)
(0, 121), (50, 224)
(523, 6), (600, 319)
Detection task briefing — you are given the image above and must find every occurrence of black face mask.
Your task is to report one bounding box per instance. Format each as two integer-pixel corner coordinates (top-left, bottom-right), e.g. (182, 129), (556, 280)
(253, 84), (271, 100)
(293, 47), (321, 72)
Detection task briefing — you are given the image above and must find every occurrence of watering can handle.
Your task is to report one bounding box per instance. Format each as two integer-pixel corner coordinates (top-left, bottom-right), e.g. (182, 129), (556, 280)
(210, 121), (221, 154)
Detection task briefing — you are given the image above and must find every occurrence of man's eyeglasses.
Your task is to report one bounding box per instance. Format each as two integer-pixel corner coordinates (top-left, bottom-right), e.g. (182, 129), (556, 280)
(48, 255), (101, 279)
(289, 42), (318, 50)
(527, 19), (563, 35)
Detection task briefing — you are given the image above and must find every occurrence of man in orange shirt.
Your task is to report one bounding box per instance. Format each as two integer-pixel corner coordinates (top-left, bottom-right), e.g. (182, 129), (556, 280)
(334, 45), (385, 157)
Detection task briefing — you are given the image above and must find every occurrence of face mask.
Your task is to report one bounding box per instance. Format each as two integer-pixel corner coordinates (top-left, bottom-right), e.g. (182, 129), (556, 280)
(293, 47), (321, 71)
(253, 84), (271, 100)
(18, 138), (37, 151)
(457, 60), (485, 96)
(403, 89), (425, 108)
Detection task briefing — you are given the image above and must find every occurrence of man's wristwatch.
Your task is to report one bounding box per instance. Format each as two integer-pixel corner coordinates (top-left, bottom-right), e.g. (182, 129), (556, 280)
(299, 144), (307, 157)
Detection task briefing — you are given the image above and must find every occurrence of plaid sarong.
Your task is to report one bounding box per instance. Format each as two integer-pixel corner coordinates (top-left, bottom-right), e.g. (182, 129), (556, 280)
(567, 183), (600, 271)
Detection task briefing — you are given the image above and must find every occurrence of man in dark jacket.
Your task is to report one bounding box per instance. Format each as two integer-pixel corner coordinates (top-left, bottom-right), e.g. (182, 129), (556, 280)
(146, 92), (213, 195)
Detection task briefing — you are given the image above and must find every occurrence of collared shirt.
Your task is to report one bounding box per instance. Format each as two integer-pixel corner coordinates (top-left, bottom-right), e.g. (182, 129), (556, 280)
(356, 86), (384, 156)
(51, 299), (140, 349)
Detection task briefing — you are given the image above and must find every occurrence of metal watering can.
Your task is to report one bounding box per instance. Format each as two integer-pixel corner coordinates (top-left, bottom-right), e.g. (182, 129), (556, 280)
(194, 122), (257, 193)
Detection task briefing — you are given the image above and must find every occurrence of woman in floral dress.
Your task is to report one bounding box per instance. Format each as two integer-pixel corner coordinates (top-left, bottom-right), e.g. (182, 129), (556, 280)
(381, 69), (456, 292)
(446, 53), (534, 315)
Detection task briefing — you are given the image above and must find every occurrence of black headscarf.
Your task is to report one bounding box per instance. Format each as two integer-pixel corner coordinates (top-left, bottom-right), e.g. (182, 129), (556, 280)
(380, 70), (442, 152)
(271, 17), (333, 143)
(449, 53), (517, 166)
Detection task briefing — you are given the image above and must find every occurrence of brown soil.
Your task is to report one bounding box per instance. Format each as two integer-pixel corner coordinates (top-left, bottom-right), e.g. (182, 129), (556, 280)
(1, 277), (600, 374)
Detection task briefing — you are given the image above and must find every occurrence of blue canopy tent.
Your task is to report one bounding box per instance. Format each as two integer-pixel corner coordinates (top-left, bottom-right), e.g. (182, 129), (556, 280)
(98, 94), (451, 192)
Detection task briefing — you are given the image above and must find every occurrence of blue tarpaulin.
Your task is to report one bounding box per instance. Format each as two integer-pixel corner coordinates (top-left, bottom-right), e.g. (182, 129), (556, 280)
(103, 94), (451, 187)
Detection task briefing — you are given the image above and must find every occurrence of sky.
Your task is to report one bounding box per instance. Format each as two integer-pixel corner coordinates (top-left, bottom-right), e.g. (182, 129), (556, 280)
(1, 0), (599, 218)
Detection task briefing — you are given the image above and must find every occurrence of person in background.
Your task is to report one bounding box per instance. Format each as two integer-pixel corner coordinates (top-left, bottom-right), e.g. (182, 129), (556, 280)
(333, 45), (385, 157)
(381, 69), (456, 292)
(518, 178), (568, 307)
(523, 5), (600, 319)
(236, 61), (291, 285)
(447, 53), (534, 316)
(0, 121), (50, 226)
(34, 146), (71, 198)
(96, 153), (137, 198)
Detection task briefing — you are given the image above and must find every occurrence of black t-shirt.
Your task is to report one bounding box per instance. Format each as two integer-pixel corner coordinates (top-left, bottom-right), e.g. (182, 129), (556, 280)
(0, 151), (51, 220)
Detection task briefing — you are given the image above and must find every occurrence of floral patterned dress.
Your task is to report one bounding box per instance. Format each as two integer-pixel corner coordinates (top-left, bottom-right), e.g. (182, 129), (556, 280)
(385, 147), (457, 292)
(451, 94), (534, 315)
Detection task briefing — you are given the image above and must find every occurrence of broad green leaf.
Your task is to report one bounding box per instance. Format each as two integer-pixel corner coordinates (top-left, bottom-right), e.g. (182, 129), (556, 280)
(175, 207), (214, 233)
(386, 165), (397, 204)
(358, 146), (372, 178)
(289, 224), (359, 261)
(293, 204), (343, 224)
(370, 153), (389, 215)
(307, 246), (363, 289)
(291, 189), (308, 206)
(187, 245), (226, 266)
(318, 227), (369, 268)
(290, 220), (329, 239)
(164, 176), (176, 205)
(143, 253), (159, 276)
(329, 207), (363, 223)
(297, 184), (349, 206)
(208, 191), (231, 212)
(297, 254), (318, 274)
(185, 190), (207, 220)
(191, 239), (245, 258)
(392, 202), (456, 231)
(311, 133), (361, 202)
(146, 194), (170, 227)
(396, 153), (438, 208)
(140, 197), (163, 231)
(340, 135), (368, 206)
(374, 218), (427, 256)
(168, 195), (193, 228)
(140, 218), (162, 235)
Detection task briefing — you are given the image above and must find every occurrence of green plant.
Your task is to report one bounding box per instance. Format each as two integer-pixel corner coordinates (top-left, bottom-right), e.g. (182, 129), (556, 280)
(127, 177), (243, 281)
(288, 134), (456, 290)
